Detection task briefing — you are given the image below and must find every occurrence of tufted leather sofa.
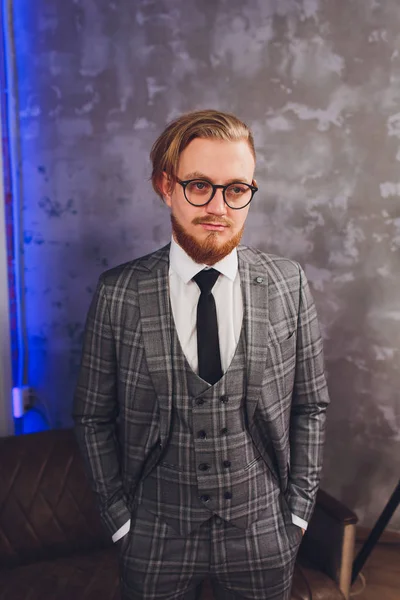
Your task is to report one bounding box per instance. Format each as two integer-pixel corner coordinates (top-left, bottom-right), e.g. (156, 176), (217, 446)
(0, 429), (357, 599)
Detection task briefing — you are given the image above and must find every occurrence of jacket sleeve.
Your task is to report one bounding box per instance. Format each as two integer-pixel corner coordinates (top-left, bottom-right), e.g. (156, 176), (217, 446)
(287, 265), (330, 523)
(72, 276), (131, 536)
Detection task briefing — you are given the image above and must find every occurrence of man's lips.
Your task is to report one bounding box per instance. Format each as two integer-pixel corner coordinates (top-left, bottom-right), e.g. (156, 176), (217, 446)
(200, 223), (228, 231)
(195, 219), (231, 231)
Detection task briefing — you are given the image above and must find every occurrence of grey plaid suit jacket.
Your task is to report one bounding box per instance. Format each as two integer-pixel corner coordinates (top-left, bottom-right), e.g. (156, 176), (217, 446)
(73, 243), (330, 538)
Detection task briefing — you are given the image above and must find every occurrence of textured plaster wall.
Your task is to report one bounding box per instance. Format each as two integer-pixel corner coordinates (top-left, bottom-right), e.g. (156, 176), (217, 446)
(13, 0), (399, 530)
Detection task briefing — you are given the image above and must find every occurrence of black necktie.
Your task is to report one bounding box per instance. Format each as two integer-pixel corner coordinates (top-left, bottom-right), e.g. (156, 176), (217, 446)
(193, 269), (222, 385)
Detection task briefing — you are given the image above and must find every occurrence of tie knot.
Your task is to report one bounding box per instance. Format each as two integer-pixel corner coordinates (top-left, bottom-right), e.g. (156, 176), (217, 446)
(193, 268), (220, 295)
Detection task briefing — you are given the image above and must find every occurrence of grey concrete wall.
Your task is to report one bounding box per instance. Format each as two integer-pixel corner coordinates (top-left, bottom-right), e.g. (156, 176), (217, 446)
(13, 0), (399, 530)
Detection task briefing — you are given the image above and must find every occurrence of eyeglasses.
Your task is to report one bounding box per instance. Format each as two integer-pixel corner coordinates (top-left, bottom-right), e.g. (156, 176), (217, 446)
(176, 178), (258, 210)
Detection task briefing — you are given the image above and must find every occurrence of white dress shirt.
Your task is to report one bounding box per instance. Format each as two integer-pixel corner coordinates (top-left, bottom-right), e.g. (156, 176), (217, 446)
(112, 238), (307, 542)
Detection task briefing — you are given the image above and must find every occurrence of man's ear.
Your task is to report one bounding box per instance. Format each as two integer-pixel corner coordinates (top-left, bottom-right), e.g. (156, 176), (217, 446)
(252, 178), (258, 187)
(160, 172), (173, 207)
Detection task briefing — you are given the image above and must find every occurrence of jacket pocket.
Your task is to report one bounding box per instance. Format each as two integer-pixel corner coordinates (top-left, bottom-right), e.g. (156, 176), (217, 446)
(244, 455), (262, 471)
(159, 461), (184, 472)
(267, 331), (296, 357)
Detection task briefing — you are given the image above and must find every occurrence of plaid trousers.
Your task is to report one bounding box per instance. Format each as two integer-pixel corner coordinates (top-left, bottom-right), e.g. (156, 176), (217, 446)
(118, 491), (302, 600)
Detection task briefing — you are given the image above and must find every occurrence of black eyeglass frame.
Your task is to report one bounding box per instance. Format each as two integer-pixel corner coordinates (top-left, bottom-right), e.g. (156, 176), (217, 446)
(176, 178), (258, 210)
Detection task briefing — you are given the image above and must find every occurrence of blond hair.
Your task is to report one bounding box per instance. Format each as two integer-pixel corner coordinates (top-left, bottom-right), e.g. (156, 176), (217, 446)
(150, 109), (255, 198)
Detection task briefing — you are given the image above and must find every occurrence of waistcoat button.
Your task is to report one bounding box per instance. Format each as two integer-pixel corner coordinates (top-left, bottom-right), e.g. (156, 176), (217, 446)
(215, 518), (223, 525)
(196, 398), (205, 406)
(200, 494), (211, 503)
(224, 491), (232, 500)
(220, 427), (228, 435)
(220, 395), (229, 404)
(223, 460), (231, 468)
(198, 463), (210, 471)
(197, 430), (207, 439)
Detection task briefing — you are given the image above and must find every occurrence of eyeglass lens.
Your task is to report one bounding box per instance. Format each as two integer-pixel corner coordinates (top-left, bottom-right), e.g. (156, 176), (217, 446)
(185, 180), (252, 208)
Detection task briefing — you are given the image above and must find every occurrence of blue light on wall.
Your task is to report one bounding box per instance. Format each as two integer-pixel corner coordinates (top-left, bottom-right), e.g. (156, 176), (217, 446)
(1, 0), (50, 434)
(18, 407), (49, 435)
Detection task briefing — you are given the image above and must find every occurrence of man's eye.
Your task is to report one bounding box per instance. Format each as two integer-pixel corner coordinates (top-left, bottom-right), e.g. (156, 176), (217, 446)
(187, 180), (211, 193)
(231, 185), (246, 194)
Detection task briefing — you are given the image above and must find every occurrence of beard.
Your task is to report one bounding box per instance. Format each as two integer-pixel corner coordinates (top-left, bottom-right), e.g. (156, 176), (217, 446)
(171, 214), (244, 265)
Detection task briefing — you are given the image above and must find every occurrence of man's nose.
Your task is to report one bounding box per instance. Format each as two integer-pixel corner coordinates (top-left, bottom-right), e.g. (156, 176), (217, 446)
(205, 188), (227, 215)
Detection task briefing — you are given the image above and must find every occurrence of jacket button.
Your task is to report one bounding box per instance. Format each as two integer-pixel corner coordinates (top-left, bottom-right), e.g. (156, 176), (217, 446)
(198, 463), (210, 471)
(223, 460), (231, 468)
(220, 427), (228, 435)
(224, 491), (232, 500)
(196, 398), (205, 406)
(220, 395), (229, 404)
(197, 430), (207, 439)
(200, 494), (211, 503)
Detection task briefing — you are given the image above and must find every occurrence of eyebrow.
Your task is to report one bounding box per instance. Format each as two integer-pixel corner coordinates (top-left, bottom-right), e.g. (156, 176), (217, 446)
(182, 171), (252, 184)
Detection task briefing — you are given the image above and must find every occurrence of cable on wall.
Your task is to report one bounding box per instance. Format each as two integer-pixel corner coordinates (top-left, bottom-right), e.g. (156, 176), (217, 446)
(2, 0), (27, 391)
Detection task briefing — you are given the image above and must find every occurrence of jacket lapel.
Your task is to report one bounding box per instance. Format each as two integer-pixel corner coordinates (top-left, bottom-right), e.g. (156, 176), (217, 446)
(138, 244), (269, 439)
(138, 246), (173, 444)
(238, 248), (269, 425)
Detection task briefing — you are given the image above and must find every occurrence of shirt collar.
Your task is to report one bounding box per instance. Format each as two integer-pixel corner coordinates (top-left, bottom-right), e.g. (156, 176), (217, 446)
(169, 237), (238, 284)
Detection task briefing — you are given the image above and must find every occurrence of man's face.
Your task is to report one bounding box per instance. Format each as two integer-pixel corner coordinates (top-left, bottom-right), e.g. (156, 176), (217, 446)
(161, 137), (256, 264)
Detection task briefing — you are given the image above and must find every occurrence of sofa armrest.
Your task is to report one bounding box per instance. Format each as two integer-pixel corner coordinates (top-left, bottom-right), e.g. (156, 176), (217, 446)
(298, 489), (358, 600)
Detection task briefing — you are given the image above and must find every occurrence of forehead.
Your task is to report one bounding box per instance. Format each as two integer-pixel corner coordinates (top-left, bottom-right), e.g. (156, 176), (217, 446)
(178, 137), (255, 181)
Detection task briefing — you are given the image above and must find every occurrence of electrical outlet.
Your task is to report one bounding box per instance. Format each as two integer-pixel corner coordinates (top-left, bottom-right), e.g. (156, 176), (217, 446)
(22, 387), (32, 411)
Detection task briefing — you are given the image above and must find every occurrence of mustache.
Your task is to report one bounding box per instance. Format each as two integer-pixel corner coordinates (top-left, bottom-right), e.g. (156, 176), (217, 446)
(192, 216), (233, 227)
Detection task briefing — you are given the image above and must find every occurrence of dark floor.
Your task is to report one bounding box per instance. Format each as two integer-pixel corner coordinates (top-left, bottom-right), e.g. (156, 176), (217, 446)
(350, 542), (400, 600)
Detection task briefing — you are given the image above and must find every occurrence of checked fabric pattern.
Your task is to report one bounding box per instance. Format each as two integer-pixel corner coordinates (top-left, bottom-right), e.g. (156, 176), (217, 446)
(73, 243), (330, 539)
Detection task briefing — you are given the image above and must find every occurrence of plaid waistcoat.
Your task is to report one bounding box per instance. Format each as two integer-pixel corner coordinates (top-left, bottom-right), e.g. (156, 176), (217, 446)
(138, 320), (278, 536)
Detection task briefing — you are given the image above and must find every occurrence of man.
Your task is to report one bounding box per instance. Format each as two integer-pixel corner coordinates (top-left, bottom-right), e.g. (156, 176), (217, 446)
(73, 109), (330, 600)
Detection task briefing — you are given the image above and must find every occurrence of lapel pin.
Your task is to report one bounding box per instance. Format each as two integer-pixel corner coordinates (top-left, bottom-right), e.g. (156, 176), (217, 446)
(255, 277), (264, 284)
